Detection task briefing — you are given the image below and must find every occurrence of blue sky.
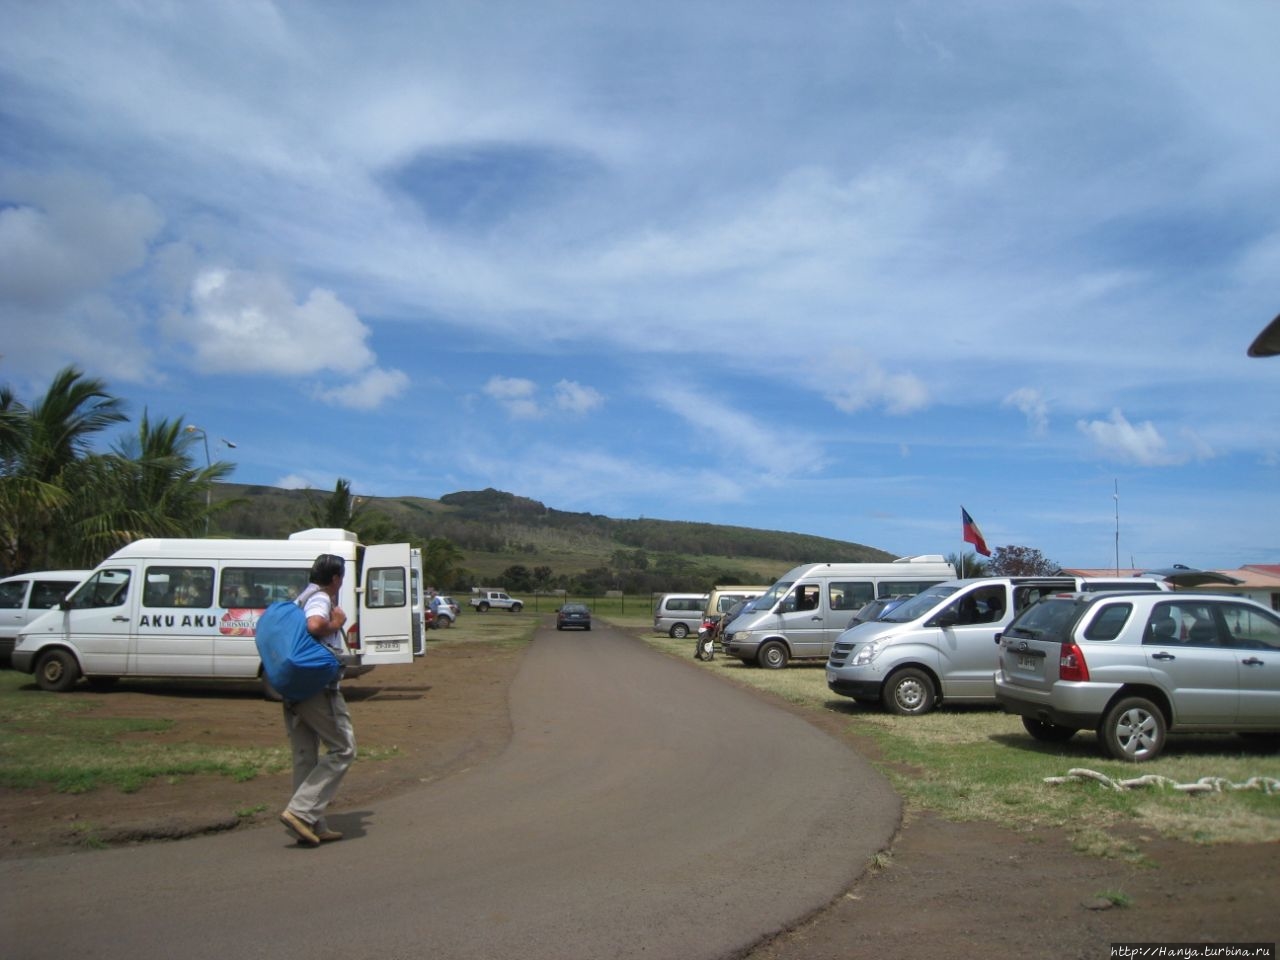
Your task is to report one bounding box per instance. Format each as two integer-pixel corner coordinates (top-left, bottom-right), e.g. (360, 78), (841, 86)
(2, 1), (1279, 570)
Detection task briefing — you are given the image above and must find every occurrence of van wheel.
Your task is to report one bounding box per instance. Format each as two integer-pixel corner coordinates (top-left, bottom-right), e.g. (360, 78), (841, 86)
(1100, 696), (1166, 762)
(757, 641), (789, 670)
(1021, 717), (1077, 743)
(35, 650), (81, 692)
(670, 623), (689, 639)
(883, 668), (935, 715)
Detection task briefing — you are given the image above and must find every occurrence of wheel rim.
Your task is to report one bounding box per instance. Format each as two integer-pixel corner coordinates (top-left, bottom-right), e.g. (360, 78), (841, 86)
(1113, 707), (1160, 759)
(894, 677), (926, 712)
(43, 660), (63, 683)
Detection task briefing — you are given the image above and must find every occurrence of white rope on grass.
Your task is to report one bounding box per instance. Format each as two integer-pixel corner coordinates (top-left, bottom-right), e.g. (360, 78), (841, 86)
(1044, 768), (1280, 795)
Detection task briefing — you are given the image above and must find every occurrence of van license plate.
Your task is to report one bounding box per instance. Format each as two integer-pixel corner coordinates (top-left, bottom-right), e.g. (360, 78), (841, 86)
(1016, 654), (1037, 671)
(373, 640), (399, 651)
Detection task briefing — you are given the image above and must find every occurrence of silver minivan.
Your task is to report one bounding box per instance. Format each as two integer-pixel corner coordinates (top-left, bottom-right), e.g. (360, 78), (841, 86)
(0, 570), (90, 666)
(653, 593), (708, 639)
(723, 558), (956, 668)
(825, 576), (1170, 714)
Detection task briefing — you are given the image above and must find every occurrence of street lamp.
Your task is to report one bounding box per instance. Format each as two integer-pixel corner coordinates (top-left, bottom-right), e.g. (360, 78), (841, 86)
(186, 425), (237, 535)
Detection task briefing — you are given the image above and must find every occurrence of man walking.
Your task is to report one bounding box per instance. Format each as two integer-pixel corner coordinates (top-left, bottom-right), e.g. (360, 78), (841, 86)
(279, 553), (355, 846)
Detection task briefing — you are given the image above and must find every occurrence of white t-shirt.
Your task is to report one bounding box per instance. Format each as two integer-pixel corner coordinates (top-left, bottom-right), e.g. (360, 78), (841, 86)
(300, 584), (345, 655)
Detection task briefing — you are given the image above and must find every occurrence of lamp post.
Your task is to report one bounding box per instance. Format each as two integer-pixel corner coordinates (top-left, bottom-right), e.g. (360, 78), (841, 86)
(186, 425), (237, 535)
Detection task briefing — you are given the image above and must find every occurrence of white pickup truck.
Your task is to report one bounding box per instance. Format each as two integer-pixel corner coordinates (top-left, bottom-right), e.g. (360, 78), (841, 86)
(469, 590), (524, 613)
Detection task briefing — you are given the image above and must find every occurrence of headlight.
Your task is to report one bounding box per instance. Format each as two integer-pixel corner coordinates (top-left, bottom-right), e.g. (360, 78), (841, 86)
(851, 636), (893, 666)
(733, 631), (751, 643)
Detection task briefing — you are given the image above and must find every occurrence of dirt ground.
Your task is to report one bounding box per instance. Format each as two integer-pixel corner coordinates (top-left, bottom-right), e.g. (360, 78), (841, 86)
(3, 634), (1276, 957)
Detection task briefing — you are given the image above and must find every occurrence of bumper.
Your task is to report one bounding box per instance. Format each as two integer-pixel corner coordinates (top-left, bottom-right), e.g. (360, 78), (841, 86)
(992, 673), (1116, 729)
(11, 648), (36, 674)
(724, 637), (761, 661)
(0, 637), (13, 666)
(826, 672), (882, 700)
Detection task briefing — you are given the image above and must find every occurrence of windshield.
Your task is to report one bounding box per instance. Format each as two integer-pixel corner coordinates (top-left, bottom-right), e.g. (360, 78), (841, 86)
(755, 580), (793, 610)
(879, 583), (960, 623)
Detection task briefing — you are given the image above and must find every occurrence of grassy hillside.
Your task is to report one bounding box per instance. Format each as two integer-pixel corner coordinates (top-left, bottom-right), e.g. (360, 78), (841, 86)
(210, 484), (898, 590)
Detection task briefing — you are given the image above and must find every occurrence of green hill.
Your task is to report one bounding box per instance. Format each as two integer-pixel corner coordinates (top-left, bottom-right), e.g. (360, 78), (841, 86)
(210, 484), (898, 592)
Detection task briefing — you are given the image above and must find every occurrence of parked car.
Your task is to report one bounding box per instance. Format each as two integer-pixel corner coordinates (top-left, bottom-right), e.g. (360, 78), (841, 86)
(826, 576), (1172, 715)
(994, 591), (1280, 761)
(0, 570), (91, 667)
(556, 603), (592, 631)
(653, 593), (707, 639)
(438, 596), (461, 617)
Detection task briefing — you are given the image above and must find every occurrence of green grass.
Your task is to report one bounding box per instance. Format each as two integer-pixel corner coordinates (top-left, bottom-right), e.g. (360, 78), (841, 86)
(637, 630), (1280, 856)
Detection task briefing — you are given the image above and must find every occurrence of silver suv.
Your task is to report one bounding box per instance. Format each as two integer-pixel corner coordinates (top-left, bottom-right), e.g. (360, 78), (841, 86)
(994, 592), (1280, 761)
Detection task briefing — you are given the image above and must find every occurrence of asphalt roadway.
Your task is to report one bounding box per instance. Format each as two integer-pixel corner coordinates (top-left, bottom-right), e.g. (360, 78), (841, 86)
(3, 619), (901, 960)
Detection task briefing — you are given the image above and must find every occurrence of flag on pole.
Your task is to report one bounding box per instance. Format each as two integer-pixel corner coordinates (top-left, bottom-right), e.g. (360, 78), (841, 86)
(961, 507), (991, 556)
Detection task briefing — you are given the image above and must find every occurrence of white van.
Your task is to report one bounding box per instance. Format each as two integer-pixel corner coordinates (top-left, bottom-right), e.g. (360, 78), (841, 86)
(825, 575), (1171, 714)
(653, 593), (709, 638)
(11, 529), (421, 696)
(0, 570), (91, 666)
(723, 557), (956, 668)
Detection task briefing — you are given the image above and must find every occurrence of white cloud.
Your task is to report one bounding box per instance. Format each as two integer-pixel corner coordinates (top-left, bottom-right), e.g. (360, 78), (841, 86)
(180, 268), (376, 376)
(483, 375), (542, 419)
(1077, 409), (1183, 467)
(316, 366), (410, 411)
(554, 379), (604, 415)
(652, 385), (825, 478)
(1003, 387), (1049, 435)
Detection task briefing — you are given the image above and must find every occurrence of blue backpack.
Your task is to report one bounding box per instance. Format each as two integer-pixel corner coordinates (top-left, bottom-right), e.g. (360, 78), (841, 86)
(254, 594), (342, 702)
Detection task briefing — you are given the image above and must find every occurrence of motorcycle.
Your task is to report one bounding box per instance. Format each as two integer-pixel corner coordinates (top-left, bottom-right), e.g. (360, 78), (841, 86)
(694, 618), (717, 661)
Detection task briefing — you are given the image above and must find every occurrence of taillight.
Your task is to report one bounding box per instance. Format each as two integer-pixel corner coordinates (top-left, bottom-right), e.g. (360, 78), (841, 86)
(345, 623), (360, 651)
(1058, 642), (1089, 682)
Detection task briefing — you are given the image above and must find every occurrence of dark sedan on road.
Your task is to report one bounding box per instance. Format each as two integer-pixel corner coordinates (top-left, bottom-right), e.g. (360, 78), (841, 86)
(556, 603), (592, 630)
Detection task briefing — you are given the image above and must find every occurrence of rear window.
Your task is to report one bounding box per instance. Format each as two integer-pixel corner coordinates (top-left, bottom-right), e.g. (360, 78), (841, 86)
(1003, 598), (1081, 642)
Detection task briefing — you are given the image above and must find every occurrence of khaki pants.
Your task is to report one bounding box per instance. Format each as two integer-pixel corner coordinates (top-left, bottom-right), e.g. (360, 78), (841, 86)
(283, 688), (356, 830)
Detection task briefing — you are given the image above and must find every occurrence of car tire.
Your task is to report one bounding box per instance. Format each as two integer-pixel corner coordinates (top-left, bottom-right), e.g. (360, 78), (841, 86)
(670, 623), (689, 639)
(757, 640), (789, 670)
(35, 649), (81, 693)
(882, 667), (936, 716)
(1021, 717), (1078, 743)
(1100, 696), (1167, 762)
(511, 603), (523, 613)
(477, 602), (489, 612)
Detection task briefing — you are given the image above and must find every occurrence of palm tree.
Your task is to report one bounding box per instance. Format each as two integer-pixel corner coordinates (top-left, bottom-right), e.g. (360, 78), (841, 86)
(65, 413), (236, 565)
(0, 367), (127, 572)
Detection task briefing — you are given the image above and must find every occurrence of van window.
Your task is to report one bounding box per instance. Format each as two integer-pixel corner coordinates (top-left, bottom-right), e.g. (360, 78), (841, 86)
(219, 567), (309, 608)
(828, 581), (874, 611)
(882, 583), (960, 623)
(69, 569), (131, 609)
(666, 597), (701, 612)
(366, 566), (407, 608)
(781, 584), (821, 612)
(0, 582), (25, 608)
(143, 566), (214, 608)
(30, 580), (79, 608)
(878, 580), (943, 598)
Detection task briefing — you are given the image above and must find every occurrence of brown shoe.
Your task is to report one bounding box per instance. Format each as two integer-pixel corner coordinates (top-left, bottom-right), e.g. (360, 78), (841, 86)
(280, 810), (319, 846)
(314, 828), (343, 843)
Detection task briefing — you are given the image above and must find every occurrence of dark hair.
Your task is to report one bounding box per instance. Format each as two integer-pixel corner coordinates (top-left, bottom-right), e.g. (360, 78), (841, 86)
(309, 553), (346, 587)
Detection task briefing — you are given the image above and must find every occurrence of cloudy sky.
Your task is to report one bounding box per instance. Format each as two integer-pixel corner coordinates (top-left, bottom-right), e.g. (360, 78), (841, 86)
(3, 1), (1278, 570)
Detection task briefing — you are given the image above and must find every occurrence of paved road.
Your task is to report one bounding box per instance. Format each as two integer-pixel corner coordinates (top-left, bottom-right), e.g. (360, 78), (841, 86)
(3, 621), (900, 960)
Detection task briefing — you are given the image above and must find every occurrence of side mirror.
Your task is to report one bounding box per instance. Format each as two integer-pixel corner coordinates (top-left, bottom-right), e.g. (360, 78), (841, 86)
(993, 632), (1003, 645)
(932, 613), (958, 629)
